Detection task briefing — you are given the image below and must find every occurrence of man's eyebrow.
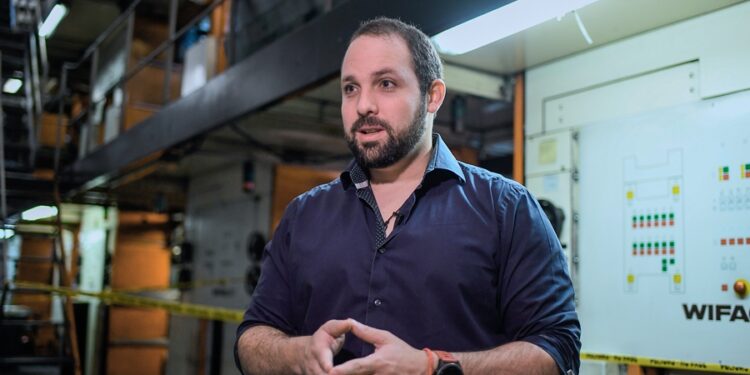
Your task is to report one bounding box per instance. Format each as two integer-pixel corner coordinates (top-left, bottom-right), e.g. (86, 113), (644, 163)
(341, 68), (400, 84)
(372, 68), (399, 79)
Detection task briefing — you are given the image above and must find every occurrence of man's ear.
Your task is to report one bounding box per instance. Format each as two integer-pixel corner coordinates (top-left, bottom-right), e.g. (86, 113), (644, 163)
(426, 79), (446, 114)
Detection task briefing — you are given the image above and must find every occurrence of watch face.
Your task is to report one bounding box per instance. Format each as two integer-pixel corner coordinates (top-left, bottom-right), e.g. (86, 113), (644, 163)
(436, 363), (463, 375)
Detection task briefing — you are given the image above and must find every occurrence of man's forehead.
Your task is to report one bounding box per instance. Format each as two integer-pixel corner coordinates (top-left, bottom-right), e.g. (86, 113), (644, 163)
(341, 34), (412, 79)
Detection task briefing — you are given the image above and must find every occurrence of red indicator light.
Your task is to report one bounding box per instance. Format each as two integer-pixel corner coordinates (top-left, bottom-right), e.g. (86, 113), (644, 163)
(729, 238), (736, 245)
(669, 249), (674, 255)
(722, 284), (728, 292)
(739, 238), (745, 245)
(721, 238), (727, 246)
(662, 249), (666, 255)
(669, 220), (674, 226)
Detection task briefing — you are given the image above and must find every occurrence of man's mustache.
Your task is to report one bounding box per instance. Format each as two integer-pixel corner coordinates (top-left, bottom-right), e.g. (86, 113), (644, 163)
(351, 116), (392, 133)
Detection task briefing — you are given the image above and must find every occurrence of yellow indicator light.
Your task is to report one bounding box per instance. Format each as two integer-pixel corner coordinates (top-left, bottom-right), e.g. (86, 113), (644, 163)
(672, 185), (680, 195)
(627, 274), (635, 284)
(673, 274), (682, 284)
(626, 191), (634, 200)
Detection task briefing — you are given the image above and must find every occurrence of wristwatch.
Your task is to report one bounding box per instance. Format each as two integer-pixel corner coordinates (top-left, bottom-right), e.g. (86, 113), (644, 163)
(434, 351), (463, 375)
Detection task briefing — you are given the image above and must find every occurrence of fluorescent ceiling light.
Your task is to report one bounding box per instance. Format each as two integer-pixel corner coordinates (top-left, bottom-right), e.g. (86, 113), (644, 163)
(21, 205), (59, 221)
(0, 229), (15, 239)
(39, 4), (68, 38)
(432, 0), (600, 55)
(3, 78), (22, 94)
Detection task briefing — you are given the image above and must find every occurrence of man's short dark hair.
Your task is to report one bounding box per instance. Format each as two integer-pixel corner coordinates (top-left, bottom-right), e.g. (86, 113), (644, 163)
(350, 17), (443, 97)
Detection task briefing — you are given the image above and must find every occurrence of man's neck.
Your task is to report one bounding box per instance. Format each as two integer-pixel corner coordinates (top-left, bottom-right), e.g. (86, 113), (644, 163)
(369, 134), (433, 186)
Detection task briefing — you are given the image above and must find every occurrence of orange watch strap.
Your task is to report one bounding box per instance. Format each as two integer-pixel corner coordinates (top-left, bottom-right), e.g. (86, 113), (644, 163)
(423, 348), (436, 375)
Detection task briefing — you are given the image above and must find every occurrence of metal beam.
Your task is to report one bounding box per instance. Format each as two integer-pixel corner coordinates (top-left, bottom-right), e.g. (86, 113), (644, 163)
(63, 0), (512, 189)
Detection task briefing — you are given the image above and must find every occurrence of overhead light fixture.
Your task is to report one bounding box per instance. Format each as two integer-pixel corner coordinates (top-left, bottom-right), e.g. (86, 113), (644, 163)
(3, 78), (23, 94)
(21, 205), (59, 221)
(0, 229), (15, 240)
(432, 0), (600, 55)
(39, 3), (69, 38)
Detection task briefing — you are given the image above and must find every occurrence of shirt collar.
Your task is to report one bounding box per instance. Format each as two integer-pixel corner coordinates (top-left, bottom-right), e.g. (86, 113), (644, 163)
(341, 133), (466, 190)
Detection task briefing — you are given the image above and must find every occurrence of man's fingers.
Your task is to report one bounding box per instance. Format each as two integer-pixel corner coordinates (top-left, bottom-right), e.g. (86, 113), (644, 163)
(317, 348), (334, 372)
(329, 356), (376, 375)
(348, 319), (391, 346)
(332, 333), (346, 354)
(321, 319), (353, 338)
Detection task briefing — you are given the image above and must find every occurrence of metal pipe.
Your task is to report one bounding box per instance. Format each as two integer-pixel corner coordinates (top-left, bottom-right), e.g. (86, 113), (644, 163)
(35, 3), (50, 93)
(0, 51), (8, 286)
(28, 32), (42, 167)
(163, 0), (178, 105)
(24, 49), (35, 168)
(54, 67), (68, 175)
(119, 12), (135, 135)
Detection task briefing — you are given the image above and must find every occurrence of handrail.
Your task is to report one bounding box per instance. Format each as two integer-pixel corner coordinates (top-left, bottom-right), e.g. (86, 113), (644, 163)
(51, 0), (227, 169)
(118, 0), (225, 92)
(65, 0), (144, 71)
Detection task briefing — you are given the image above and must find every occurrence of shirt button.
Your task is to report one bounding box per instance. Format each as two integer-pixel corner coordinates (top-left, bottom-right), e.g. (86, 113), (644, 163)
(373, 299), (382, 306)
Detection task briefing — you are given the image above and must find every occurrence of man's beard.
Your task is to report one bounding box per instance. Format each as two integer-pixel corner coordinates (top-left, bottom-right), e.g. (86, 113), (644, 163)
(345, 100), (427, 170)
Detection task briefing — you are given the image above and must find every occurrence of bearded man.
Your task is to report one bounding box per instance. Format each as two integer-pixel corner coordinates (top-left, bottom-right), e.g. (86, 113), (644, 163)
(236, 17), (580, 375)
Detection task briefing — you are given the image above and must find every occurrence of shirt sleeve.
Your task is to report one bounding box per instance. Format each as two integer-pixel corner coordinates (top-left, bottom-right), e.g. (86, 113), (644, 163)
(234, 198), (299, 373)
(496, 182), (581, 375)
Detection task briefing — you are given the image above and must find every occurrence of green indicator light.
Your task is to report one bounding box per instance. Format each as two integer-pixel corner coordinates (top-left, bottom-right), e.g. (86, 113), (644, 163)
(745, 163), (750, 169)
(662, 241), (667, 248)
(647, 242), (652, 248)
(723, 166), (729, 173)
(670, 258), (675, 265)
(662, 266), (667, 272)
(632, 243), (637, 249)
(669, 213), (674, 219)
(647, 214), (652, 220)
(670, 241), (675, 247)
(661, 213), (667, 219)
(632, 216), (637, 222)
(640, 243), (644, 248)
(662, 258), (667, 264)
(639, 215), (644, 221)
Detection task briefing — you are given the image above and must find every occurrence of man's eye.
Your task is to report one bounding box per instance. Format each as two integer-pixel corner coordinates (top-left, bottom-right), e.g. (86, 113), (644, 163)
(343, 85), (356, 94)
(381, 80), (395, 89)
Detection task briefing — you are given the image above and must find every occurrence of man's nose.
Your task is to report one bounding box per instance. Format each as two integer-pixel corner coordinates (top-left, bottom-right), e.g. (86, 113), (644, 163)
(356, 89), (378, 117)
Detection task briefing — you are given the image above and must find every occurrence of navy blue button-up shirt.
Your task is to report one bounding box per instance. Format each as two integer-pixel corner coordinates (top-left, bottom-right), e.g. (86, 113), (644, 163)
(237, 135), (581, 374)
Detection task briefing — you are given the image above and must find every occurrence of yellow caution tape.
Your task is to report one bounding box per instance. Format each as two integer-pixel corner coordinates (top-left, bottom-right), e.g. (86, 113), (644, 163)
(14, 282), (748, 372)
(114, 276), (245, 293)
(12, 281), (244, 323)
(582, 352), (750, 374)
